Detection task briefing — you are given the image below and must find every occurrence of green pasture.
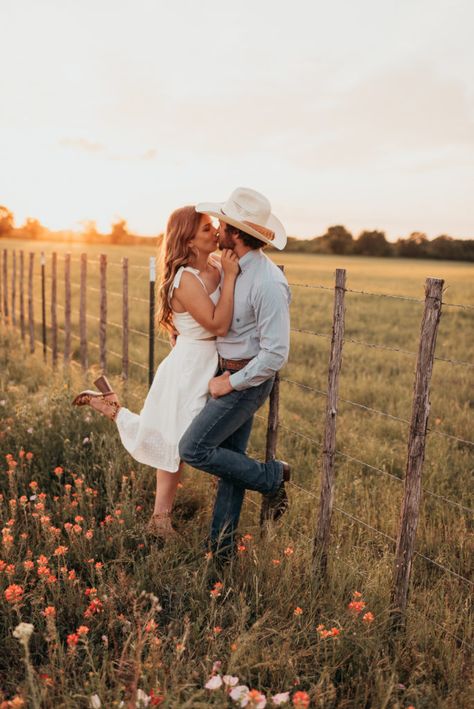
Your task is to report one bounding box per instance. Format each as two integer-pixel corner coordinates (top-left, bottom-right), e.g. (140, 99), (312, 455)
(0, 238), (472, 706)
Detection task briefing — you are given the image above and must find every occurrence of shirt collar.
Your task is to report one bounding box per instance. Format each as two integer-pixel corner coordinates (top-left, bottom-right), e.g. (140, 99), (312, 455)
(238, 249), (262, 272)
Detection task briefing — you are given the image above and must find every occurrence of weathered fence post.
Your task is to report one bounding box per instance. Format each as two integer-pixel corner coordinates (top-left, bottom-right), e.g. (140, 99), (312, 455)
(11, 250), (16, 326)
(122, 257), (129, 380)
(64, 253), (71, 368)
(51, 252), (58, 368)
(99, 253), (107, 373)
(80, 253), (88, 373)
(313, 268), (346, 577)
(3, 249), (9, 324)
(148, 257), (156, 387)
(40, 252), (47, 360)
(390, 277), (444, 625)
(28, 252), (35, 353)
(19, 250), (25, 341)
(264, 265), (284, 465)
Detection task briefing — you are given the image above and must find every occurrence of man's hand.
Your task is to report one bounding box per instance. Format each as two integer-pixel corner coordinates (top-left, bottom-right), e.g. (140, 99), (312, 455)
(209, 370), (234, 399)
(169, 329), (179, 348)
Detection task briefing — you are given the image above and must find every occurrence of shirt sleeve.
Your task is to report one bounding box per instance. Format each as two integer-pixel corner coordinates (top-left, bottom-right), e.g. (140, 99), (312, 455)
(229, 280), (291, 390)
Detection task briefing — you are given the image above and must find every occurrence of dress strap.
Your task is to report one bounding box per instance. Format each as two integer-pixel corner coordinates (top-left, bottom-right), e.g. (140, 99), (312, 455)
(169, 266), (207, 303)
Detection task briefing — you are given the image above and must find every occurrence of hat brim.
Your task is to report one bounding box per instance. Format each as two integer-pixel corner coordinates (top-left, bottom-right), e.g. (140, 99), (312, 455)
(196, 201), (287, 250)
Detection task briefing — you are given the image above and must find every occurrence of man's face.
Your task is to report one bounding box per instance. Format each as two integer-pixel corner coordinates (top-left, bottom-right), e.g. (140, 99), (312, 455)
(218, 220), (236, 250)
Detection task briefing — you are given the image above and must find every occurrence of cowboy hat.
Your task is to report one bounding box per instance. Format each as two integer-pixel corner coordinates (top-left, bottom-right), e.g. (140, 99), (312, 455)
(196, 187), (287, 250)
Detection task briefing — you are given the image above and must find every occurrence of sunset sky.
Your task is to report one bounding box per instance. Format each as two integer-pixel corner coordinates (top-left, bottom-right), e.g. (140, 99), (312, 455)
(1, 0), (473, 240)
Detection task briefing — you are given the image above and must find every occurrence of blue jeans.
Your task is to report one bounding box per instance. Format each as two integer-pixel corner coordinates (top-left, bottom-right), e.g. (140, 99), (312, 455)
(178, 375), (283, 557)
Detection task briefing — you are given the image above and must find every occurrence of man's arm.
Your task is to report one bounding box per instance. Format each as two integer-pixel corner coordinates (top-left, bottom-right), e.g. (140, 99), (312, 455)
(229, 279), (290, 390)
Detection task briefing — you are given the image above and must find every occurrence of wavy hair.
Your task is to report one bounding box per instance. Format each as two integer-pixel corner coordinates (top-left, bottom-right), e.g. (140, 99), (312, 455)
(156, 205), (202, 332)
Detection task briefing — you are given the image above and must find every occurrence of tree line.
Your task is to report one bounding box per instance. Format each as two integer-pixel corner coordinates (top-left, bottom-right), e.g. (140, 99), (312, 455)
(1, 206), (473, 261)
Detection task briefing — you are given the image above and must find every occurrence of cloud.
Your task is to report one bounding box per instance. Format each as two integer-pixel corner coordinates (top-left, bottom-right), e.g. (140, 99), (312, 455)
(59, 138), (105, 153)
(59, 138), (157, 161)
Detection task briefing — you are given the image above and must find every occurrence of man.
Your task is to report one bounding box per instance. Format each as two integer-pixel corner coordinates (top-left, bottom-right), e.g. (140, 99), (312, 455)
(178, 187), (291, 560)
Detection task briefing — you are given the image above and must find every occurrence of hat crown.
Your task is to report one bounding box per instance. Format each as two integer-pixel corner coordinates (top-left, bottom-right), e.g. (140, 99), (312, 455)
(223, 187), (271, 224)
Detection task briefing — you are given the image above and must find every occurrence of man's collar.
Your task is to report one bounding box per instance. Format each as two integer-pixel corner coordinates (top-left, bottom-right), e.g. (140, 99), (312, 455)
(238, 249), (262, 271)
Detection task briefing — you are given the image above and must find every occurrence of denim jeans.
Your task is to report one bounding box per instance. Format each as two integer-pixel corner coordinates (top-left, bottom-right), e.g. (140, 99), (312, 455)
(178, 374), (283, 556)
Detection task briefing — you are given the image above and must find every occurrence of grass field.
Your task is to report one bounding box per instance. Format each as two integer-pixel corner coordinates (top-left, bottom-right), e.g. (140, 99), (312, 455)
(0, 238), (473, 707)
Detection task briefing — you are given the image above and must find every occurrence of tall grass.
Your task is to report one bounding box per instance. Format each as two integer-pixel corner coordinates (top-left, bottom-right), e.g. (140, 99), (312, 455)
(0, 243), (472, 707)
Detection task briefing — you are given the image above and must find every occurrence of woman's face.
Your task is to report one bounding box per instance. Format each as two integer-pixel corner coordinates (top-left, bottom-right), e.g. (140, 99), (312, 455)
(190, 214), (218, 255)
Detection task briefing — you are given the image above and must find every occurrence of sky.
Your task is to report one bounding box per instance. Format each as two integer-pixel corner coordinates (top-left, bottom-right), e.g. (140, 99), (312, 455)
(1, 0), (473, 240)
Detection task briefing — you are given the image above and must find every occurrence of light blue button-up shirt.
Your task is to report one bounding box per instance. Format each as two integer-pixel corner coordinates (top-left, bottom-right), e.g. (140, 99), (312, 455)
(217, 249), (291, 391)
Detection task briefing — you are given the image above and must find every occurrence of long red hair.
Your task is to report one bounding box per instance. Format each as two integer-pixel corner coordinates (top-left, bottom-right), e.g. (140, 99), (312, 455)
(156, 206), (202, 332)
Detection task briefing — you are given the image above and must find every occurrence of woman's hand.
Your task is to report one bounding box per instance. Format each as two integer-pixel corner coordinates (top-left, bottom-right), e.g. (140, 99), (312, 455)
(220, 249), (240, 278)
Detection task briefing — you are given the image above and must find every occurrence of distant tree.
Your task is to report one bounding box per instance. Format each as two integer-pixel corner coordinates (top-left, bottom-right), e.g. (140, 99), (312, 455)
(110, 219), (129, 244)
(354, 230), (391, 256)
(22, 217), (43, 240)
(427, 235), (457, 260)
(321, 225), (354, 254)
(0, 205), (14, 236)
(81, 220), (100, 242)
(395, 232), (429, 258)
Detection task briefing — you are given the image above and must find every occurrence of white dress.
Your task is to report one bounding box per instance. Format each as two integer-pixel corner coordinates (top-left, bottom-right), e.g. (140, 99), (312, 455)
(115, 265), (220, 472)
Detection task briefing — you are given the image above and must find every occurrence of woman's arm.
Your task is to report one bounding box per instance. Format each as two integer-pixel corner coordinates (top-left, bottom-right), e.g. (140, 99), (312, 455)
(172, 250), (239, 336)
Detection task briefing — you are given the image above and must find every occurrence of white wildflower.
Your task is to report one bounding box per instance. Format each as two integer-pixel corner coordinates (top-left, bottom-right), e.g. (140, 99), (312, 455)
(272, 692), (290, 705)
(13, 622), (34, 644)
(136, 688), (151, 707)
(230, 685), (250, 704)
(223, 675), (240, 687)
(89, 694), (101, 708)
(205, 675), (223, 690)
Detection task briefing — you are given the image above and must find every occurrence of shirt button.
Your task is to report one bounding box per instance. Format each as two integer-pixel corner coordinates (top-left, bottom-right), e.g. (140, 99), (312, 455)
(236, 318), (240, 322)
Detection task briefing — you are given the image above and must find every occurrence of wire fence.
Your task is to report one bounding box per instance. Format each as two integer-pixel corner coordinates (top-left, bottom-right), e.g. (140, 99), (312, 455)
(0, 246), (472, 644)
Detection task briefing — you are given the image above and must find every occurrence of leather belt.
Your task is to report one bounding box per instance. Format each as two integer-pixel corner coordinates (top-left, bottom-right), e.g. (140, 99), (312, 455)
(218, 356), (253, 372)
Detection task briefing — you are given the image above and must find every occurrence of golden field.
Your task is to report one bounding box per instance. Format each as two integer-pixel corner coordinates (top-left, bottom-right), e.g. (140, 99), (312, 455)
(0, 238), (472, 708)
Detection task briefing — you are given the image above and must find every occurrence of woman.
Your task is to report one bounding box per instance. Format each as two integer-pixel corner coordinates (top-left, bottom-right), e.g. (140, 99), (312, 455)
(72, 206), (239, 538)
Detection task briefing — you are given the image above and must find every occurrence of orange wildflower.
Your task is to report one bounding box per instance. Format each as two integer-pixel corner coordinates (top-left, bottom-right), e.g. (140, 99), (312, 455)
(26, 452), (34, 461)
(53, 545), (68, 556)
(4, 584), (24, 603)
(66, 633), (79, 648)
(292, 690), (310, 708)
(294, 607), (303, 616)
(213, 626), (222, 634)
(284, 546), (294, 556)
(348, 600), (366, 614)
(23, 560), (35, 571)
(42, 606), (56, 618)
(54, 466), (63, 477)
(77, 625), (89, 636)
(362, 612), (374, 624)
(29, 481), (38, 491)
(272, 559), (281, 566)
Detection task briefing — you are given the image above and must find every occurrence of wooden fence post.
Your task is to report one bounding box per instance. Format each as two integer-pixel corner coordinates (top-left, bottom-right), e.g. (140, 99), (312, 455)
(99, 253), (107, 373)
(51, 252), (58, 368)
(148, 257), (156, 387)
(313, 268), (346, 577)
(28, 252), (35, 353)
(64, 253), (71, 368)
(3, 249), (9, 324)
(20, 250), (25, 341)
(122, 257), (129, 380)
(80, 253), (88, 373)
(40, 252), (47, 361)
(11, 250), (16, 327)
(390, 277), (444, 625)
(264, 265), (284, 465)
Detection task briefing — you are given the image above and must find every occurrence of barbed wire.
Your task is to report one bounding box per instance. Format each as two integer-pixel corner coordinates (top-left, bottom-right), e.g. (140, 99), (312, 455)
(290, 327), (474, 368)
(246, 491), (473, 651)
(256, 413), (473, 515)
(280, 377), (474, 447)
(287, 480), (473, 586)
(6, 248), (474, 310)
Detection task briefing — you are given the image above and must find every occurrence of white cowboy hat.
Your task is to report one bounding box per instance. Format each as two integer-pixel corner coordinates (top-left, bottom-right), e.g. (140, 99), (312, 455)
(196, 187), (287, 250)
